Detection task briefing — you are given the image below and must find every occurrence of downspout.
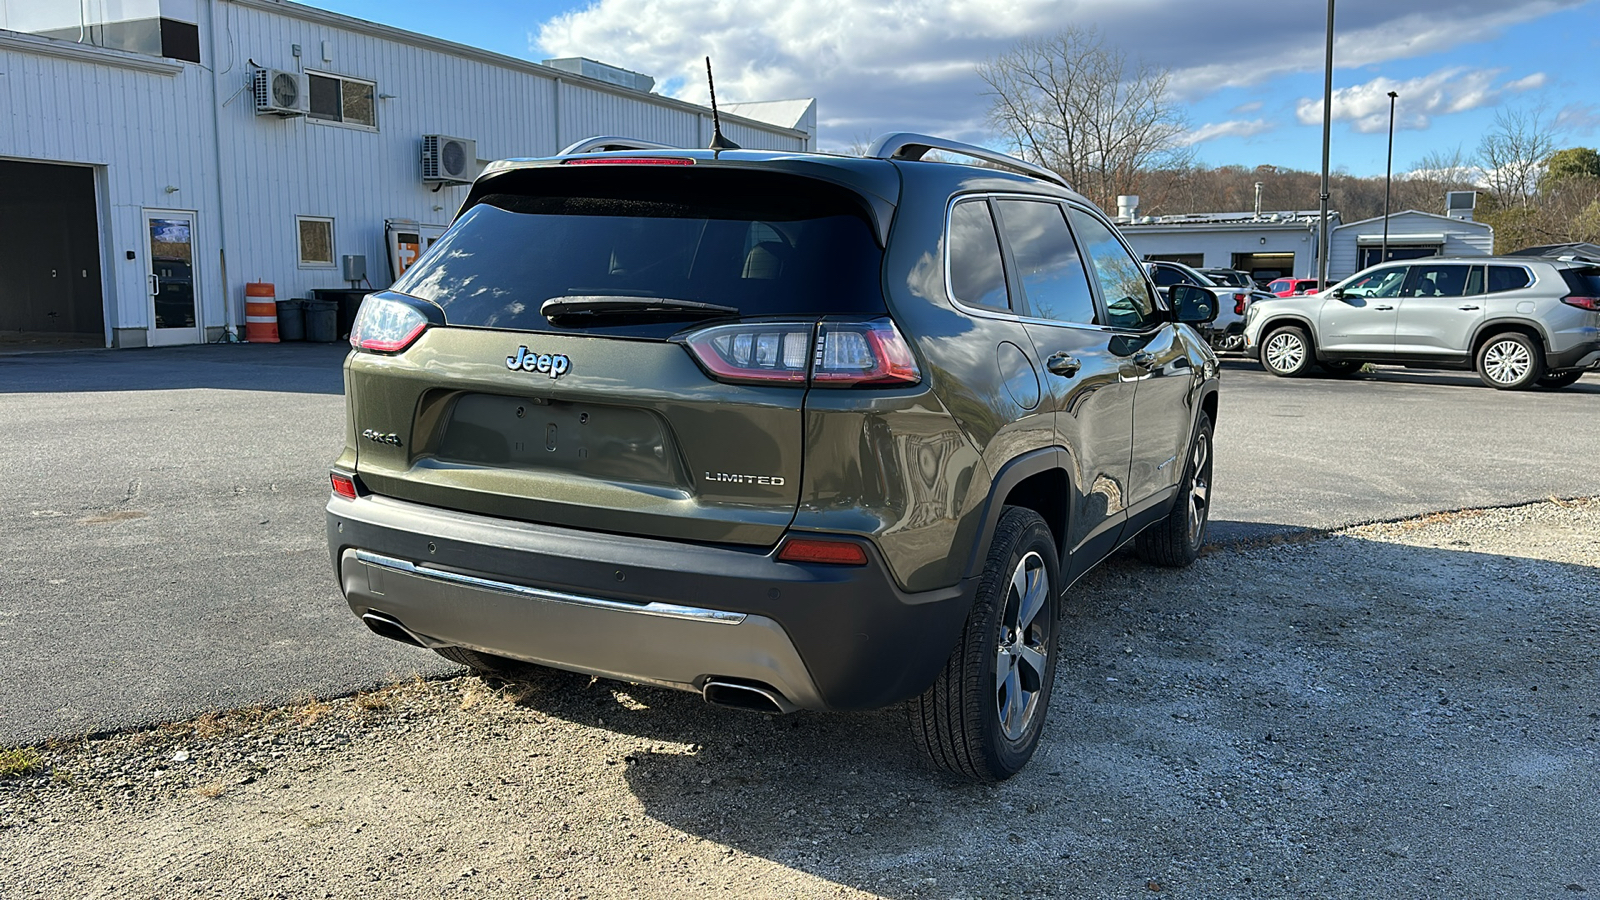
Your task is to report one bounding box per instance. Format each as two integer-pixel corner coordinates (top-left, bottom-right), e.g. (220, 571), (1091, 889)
(209, 0), (238, 340)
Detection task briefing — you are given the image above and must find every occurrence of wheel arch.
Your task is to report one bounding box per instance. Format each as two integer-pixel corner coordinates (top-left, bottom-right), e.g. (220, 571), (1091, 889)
(1472, 319), (1551, 359)
(1258, 314), (1319, 352)
(962, 448), (1070, 580)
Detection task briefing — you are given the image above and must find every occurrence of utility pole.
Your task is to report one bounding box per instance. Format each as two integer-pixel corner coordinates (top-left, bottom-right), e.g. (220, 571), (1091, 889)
(1317, 0), (1335, 286)
(1381, 90), (1398, 268)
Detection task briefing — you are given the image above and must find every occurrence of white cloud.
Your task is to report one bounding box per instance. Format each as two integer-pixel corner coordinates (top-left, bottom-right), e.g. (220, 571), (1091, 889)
(1182, 119), (1274, 145)
(1555, 102), (1600, 135)
(534, 0), (1585, 146)
(1231, 100), (1264, 115)
(1295, 67), (1545, 133)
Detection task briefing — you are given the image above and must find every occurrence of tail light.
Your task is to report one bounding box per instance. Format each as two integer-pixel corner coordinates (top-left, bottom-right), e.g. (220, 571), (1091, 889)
(1561, 295), (1600, 311)
(349, 293), (435, 353)
(677, 319), (921, 388)
(562, 157), (694, 166)
(1233, 293), (1248, 315)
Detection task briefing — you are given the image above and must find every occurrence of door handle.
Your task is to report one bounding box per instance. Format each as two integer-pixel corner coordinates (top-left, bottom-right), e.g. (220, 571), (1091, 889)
(1045, 352), (1081, 377)
(1131, 350), (1157, 368)
(148, 274), (160, 296)
(1373, 304), (1394, 310)
(1458, 304), (1480, 310)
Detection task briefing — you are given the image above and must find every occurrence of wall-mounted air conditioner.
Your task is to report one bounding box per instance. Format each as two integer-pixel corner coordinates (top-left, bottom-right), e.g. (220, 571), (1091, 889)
(422, 135), (477, 184)
(253, 68), (304, 117)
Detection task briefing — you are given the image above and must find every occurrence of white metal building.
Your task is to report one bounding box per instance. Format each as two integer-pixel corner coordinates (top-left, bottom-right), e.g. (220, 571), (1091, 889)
(1118, 209), (1335, 284)
(0, 0), (814, 348)
(1327, 209), (1494, 278)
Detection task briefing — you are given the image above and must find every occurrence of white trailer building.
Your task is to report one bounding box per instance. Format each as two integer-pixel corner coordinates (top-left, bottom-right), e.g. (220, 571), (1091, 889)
(0, 0), (814, 348)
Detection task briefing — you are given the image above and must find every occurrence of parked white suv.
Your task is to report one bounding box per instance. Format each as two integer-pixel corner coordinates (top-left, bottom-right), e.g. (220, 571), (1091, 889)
(1243, 256), (1600, 389)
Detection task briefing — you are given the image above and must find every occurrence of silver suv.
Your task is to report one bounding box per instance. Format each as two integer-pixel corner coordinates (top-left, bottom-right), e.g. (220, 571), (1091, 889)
(1243, 256), (1600, 389)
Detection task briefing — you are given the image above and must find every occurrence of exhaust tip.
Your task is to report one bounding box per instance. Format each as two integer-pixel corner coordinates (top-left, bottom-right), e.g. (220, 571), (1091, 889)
(361, 611), (429, 648)
(702, 679), (795, 715)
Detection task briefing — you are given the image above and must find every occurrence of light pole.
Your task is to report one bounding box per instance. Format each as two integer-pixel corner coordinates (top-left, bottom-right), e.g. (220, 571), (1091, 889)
(1316, 0), (1335, 288)
(1381, 90), (1398, 267)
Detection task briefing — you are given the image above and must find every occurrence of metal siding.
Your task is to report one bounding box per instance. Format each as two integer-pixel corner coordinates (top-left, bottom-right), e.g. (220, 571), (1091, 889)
(1329, 211), (1495, 280)
(5, 0), (810, 343)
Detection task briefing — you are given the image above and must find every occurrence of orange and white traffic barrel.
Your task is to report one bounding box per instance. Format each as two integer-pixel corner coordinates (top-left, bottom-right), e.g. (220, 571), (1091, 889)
(244, 282), (279, 343)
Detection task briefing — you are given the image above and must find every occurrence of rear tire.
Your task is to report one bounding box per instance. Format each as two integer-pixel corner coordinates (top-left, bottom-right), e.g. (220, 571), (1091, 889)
(1261, 325), (1315, 377)
(1136, 413), (1214, 567)
(1536, 370), (1584, 390)
(1476, 332), (1544, 390)
(910, 507), (1061, 782)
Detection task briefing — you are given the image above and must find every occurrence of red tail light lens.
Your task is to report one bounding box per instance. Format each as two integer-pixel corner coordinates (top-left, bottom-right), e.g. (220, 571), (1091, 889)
(677, 319), (922, 388)
(330, 472), (358, 500)
(777, 537), (869, 566)
(680, 323), (814, 384)
(1562, 295), (1600, 311)
(350, 294), (430, 352)
(1233, 293), (1247, 315)
(811, 321), (921, 386)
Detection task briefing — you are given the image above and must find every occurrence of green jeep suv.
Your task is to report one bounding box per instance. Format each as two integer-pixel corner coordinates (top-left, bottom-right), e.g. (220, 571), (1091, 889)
(327, 133), (1221, 781)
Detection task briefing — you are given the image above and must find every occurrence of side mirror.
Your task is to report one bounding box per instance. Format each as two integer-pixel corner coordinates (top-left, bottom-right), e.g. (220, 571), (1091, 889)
(1329, 287), (1345, 300)
(1169, 284), (1218, 325)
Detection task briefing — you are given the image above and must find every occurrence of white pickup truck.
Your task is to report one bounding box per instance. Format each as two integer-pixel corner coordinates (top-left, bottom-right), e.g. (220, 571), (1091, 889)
(1146, 260), (1265, 353)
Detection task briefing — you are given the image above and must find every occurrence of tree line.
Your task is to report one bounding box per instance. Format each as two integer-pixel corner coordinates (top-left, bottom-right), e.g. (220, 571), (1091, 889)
(979, 28), (1600, 252)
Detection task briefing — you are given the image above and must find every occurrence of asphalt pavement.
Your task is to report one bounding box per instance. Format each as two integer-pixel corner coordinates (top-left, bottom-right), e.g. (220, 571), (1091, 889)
(1, 345), (1597, 745)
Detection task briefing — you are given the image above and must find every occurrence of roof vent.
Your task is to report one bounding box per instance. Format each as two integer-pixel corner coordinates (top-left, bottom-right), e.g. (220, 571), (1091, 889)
(542, 57), (654, 93)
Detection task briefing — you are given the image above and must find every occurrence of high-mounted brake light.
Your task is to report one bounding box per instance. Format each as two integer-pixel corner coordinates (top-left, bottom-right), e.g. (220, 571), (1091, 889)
(562, 157), (695, 166)
(350, 295), (429, 352)
(330, 472), (358, 500)
(677, 320), (921, 388)
(1561, 295), (1600, 311)
(777, 537), (870, 566)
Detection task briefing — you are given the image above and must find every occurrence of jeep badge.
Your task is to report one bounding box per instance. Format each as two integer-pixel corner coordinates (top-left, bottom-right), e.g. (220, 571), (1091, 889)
(506, 347), (571, 379)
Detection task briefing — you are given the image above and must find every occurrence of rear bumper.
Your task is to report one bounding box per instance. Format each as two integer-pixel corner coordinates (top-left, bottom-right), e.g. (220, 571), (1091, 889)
(327, 493), (973, 711)
(1548, 340), (1600, 371)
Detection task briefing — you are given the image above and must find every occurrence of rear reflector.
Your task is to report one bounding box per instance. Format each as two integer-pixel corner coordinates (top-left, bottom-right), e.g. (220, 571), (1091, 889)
(777, 537), (869, 566)
(563, 157), (694, 166)
(1562, 295), (1600, 311)
(330, 472), (358, 500)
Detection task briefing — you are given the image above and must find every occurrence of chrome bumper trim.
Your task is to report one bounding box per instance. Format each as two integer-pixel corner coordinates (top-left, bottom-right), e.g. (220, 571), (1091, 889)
(353, 550), (747, 625)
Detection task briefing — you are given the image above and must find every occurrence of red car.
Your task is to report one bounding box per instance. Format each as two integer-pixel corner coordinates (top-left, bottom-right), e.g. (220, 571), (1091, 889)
(1266, 278), (1325, 297)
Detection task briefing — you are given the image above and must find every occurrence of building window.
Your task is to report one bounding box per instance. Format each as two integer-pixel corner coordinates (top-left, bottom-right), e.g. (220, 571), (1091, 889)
(297, 217), (335, 267)
(306, 72), (377, 128)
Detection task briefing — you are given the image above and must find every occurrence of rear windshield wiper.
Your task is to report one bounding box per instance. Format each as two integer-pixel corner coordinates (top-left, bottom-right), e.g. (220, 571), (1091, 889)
(540, 295), (741, 322)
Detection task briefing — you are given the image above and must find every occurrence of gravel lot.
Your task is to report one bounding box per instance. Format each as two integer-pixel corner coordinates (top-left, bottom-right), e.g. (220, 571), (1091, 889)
(4, 499), (1597, 899)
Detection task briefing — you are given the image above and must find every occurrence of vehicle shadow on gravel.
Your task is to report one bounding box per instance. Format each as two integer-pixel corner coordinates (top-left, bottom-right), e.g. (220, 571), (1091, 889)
(495, 513), (1600, 898)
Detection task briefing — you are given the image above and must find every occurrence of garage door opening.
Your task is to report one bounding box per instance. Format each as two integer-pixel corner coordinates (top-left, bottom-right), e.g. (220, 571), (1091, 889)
(1231, 252), (1296, 284)
(0, 160), (105, 348)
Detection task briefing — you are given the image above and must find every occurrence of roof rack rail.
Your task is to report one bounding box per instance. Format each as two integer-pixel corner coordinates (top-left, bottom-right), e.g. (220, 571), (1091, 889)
(1557, 253), (1600, 264)
(865, 132), (1070, 190)
(559, 136), (680, 155)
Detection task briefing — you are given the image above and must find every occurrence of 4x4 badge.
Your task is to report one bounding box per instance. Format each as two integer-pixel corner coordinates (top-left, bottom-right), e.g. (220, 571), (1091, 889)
(506, 347), (572, 379)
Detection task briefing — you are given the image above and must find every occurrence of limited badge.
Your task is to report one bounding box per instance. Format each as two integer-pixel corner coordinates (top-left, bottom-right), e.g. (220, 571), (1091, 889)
(506, 347), (571, 379)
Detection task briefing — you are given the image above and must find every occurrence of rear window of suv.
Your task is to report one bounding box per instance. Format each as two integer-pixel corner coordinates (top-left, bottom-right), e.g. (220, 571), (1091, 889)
(394, 167), (886, 337)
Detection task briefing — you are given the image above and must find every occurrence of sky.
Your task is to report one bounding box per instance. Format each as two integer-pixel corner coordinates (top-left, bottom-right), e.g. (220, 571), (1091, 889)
(302, 0), (1600, 177)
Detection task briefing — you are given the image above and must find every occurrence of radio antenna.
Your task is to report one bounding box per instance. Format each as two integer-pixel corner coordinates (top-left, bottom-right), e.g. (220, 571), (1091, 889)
(705, 56), (740, 151)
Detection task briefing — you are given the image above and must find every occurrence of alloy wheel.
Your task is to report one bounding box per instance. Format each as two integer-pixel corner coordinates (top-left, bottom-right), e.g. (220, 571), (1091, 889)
(995, 551), (1051, 741)
(1265, 332), (1306, 373)
(1483, 339), (1532, 385)
(1188, 432), (1211, 537)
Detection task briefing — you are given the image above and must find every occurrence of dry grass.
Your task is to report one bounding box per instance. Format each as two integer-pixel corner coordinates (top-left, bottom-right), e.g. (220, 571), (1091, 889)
(0, 748), (43, 777)
(193, 780), (228, 799)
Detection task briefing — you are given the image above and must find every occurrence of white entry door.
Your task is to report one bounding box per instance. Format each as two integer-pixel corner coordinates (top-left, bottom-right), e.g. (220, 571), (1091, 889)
(145, 211), (202, 346)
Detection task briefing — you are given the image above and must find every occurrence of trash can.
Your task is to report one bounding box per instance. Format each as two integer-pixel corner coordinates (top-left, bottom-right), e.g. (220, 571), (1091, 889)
(311, 289), (369, 340)
(304, 299), (340, 343)
(275, 298), (306, 342)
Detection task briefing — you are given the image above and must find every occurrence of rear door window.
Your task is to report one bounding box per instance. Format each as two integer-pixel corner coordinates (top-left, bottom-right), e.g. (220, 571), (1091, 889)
(948, 199), (1011, 311)
(393, 167), (885, 338)
(994, 199), (1097, 325)
(1401, 264), (1472, 297)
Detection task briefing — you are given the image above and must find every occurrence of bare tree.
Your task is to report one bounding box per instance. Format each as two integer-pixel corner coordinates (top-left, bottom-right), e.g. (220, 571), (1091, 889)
(978, 27), (1191, 209)
(1477, 105), (1558, 209)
